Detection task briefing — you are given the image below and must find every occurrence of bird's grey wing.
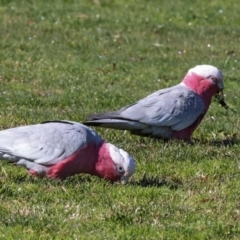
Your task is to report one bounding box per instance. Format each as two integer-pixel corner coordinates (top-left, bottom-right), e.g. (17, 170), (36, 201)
(89, 84), (205, 131)
(0, 121), (102, 165)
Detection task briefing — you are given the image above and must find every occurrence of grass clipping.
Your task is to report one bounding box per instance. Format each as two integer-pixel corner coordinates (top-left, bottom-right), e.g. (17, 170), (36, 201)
(215, 91), (236, 113)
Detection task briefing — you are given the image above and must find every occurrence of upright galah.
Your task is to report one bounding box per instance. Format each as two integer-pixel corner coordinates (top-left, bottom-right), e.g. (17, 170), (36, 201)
(84, 65), (224, 142)
(0, 120), (135, 183)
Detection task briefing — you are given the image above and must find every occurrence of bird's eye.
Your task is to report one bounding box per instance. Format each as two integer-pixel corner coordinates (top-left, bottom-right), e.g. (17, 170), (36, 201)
(116, 165), (125, 174)
(210, 76), (217, 83)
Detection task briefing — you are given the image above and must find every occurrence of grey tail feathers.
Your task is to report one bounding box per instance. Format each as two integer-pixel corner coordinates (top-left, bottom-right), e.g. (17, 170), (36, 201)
(84, 110), (133, 124)
(83, 112), (143, 130)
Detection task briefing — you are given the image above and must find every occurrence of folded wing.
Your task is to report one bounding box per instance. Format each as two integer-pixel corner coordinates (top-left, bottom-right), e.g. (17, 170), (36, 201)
(85, 84), (205, 132)
(0, 120), (103, 165)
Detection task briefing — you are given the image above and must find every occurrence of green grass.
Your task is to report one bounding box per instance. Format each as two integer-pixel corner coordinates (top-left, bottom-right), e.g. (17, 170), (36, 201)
(0, 0), (240, 239)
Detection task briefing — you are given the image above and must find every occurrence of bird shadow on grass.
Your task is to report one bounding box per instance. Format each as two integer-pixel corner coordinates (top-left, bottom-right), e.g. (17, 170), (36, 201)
(136, 135), (240, 147)
(209, 137), (240, 147)
(130, 173), (183, 189)
(1, 172), (96, 185)
(193, 136), (240, 147)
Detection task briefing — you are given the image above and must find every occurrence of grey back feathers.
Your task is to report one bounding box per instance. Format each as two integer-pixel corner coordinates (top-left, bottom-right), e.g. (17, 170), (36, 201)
(84, 84), (205, 138)
(0, 120), (103, 165)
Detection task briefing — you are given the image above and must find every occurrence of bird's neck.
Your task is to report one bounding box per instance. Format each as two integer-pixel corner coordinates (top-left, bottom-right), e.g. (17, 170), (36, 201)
(95, 143), (120, 182)
(182, 73), (219, 107)
(47, 141), (105, 180)
(75, 141), (104, 176)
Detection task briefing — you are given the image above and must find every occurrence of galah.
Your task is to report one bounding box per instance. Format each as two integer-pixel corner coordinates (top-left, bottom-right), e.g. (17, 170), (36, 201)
(0, 120), (135, 183)
(84, 65), (224, 142)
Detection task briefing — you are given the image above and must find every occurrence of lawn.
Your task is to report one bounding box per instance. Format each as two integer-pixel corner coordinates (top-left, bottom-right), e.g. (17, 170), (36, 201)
(0, 0), (240, 239)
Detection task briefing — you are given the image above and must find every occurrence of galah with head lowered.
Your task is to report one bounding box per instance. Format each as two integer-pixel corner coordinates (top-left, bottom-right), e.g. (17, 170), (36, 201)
(0, 120), (135, 183)
(84, 65), (225, 142)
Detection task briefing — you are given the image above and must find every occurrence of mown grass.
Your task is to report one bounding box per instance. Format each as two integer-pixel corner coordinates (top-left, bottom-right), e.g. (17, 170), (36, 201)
(0, 0), (240, 239)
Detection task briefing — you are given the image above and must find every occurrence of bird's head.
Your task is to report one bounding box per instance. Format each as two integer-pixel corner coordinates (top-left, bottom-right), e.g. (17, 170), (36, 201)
(184, 65), (234, 111)
(96, 143), (136, 184)
(187, 64), (224, 91)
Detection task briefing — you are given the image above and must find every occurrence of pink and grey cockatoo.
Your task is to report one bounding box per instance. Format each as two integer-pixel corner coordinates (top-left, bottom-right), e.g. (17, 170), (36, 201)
(0, 120), (135, 183)
(84, 65), (224, 142)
